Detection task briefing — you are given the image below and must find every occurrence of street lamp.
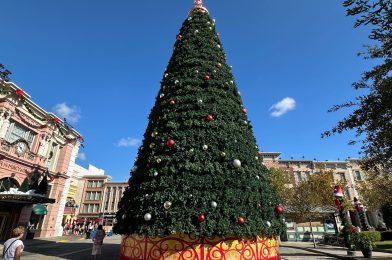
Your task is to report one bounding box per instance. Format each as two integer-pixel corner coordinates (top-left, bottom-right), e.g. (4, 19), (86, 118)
(333, 185), (356, 256)
(353, 197), (369, 231)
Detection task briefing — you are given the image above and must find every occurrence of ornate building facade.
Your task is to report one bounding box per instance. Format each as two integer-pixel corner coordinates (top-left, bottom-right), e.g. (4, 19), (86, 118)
(0, 80), (82, 239)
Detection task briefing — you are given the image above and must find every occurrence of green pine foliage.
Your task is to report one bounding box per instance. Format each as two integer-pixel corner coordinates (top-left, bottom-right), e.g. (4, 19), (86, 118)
(36, 176), (48, 195)
(0, 178), (11, 192)
(114, 8), (285, 238)
(18, 177), (30, 192)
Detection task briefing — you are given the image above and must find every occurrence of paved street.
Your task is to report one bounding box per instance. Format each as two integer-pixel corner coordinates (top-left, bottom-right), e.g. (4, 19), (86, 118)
(1, 235), (120, 260)
(279, 246), (337, 259)
(2, 236), (392, 259)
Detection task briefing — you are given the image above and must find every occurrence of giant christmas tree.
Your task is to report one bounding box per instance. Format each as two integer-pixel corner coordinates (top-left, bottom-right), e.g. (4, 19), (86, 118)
(115, 1), (285, 259)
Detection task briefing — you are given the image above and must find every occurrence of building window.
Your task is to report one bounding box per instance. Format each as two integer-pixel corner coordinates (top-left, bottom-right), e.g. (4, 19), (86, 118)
(85, 191), (101, 201)
(304, 171), (311, 181)
(87, 180), (103, 188)
(104, 188), (110, 211)
(354, 171), (362, 181)
(5, 121), (36, 147)
(83, 204), (99, 213)
(294, 172), (302, 184)
(338, 172), (346, 183)
(111, 188), (116, 211)
(46, 142), (59, 171)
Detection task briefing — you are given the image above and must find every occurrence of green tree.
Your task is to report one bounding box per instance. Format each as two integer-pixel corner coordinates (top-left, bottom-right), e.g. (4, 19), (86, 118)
(0, 64), (12, 81)
(18, 177), (30, 192)
(114, 4), (285, 238)
(269, 168), (294, 205)
(356, 171), (392, 211)
(322, 1), (392, 173)
(290, 170), (335, 247)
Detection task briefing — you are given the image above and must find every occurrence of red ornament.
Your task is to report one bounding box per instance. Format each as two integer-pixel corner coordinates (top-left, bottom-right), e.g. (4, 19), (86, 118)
(53, 118), (59, 124)
(128, 178), (132, 186)
(238, 217), (245, 225)
(236, 91), (241, 97)
(203, 75), (210, 81)
(176, 34), (183, 40)
(258, 151), (263, 157)
(49, 175), (55, 182)
(16, 89), (24, 97)
(166, 139), (175, 147)
(207, 115), (214, 122)
(169, 100), (176, 106)
(198, 213), (206, 222)
(276, 205), (284, 215)
(78, 135), (84, 141)
(241, 108), (247, 114)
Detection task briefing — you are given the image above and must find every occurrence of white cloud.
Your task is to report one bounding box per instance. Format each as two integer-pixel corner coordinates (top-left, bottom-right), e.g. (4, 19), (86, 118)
(117, 137), (141, 147)
(270, 97), (296, 117)
(77, 152), (87, 161)
(53, 102), (81, 124)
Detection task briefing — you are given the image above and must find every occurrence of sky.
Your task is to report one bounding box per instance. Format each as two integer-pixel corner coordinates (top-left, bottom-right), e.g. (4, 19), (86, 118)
(1, 0), (373, 181)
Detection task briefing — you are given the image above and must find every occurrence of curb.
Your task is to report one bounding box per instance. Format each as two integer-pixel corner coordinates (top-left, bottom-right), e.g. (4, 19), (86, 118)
(281, 245), (357, 260)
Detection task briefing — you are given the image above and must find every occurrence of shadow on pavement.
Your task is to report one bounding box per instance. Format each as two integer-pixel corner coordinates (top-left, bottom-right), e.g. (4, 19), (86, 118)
(21, 241), (120, 260)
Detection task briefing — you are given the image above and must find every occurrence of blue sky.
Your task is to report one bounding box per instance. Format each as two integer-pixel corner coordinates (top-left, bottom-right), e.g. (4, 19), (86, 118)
(1, 1), (372, 181)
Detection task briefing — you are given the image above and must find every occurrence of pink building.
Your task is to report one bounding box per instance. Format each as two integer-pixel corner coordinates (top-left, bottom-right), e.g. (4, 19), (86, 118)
(0, 80), (82, 240)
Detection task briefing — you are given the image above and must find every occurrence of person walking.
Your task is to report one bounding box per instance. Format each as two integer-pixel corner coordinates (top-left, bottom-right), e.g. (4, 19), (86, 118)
(2, 226), (25, 260)
(91, 224), (105, 260)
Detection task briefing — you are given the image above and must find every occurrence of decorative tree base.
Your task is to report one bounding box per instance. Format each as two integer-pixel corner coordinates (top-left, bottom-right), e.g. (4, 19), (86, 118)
(120, 234), (279, 260)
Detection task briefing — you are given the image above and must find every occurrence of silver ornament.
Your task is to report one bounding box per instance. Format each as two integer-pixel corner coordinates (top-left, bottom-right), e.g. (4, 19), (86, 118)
(195, 70), (199, 73)
(160, 93), (165, 98)
(144, 213), (152, 221)
(211, 201), (218, 208)
(256, 175), (260, 180)
(233, 159), (241, 168)
(198, 99), (203, 104)
(132, 166), (138, 173)
(189, 148), (194, 153)
(164, 73), (168, 78)
(164, 201), (172, 209)
(202, 145), (208, 151)
(188, 17), (192, 21)
(266, 221), (271, 227)
(122, 214), (126, 220)
(230, 80), (234, 84)
(153, 171), (159, 177)
(217, 44), (221, 48)
(207, 21), (211, 25)
(175, 80), (179, 85)
(195, 30), (199, 34)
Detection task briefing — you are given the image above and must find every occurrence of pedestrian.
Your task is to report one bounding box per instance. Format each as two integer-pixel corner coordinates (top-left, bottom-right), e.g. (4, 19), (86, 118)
(91, 224), (105, 260)
(2, 226), (25, 260)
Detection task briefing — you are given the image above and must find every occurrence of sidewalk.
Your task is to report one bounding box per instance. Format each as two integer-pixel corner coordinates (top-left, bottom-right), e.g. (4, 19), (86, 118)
(281, 241), (392, 259)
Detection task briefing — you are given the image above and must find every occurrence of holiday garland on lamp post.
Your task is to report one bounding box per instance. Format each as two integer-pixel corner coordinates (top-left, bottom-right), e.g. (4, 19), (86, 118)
(353, 197), (369, 231)
(334, 185), (356, 255)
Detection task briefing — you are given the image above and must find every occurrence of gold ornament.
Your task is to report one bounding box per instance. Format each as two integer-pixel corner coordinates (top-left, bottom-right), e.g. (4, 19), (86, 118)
(156, 158), (162, 164)
(217, 63), (222, 67)
(255, 156), (259, 160)
(149, 143), (156, 148)
(151, 131), (158, 138)
(220, 152), (226, 157)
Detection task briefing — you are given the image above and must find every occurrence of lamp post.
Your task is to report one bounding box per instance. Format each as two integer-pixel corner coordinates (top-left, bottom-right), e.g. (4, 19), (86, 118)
(334, 185), (355, 256)
(354, 197), (369, 231)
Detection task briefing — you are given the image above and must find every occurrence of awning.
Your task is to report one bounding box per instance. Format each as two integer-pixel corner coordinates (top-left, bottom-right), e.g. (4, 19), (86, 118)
(32, 204), (48, 215)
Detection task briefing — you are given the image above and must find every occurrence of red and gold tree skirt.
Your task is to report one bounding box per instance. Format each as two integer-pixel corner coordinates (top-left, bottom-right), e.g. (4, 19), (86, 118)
(120, 234), (279, 260)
